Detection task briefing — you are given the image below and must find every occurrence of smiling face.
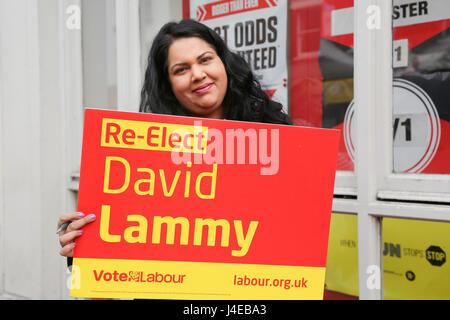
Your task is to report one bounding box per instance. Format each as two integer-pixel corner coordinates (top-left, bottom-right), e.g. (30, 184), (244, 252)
(167, 37), (228, 119)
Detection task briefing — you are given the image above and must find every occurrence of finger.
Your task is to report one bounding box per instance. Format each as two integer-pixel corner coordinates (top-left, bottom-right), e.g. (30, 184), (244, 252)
(66, 214), (96, 233)
(59, 242), (76, 257)
(57, 212), (86, 229)
(59, 230), (83, 247)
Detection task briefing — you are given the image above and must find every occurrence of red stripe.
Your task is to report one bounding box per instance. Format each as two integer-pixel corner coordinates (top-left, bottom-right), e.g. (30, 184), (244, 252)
(199, 0), (272, 21)
(182, 0), (190, 19)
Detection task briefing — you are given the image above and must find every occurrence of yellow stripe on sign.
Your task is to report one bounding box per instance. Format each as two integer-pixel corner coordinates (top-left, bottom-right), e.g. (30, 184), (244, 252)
(100, 118), (208, 154)
(70, 258), (326, 300)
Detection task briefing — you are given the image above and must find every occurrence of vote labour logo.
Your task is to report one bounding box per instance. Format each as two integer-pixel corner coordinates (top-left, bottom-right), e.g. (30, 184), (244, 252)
(425, 246), (446, 267)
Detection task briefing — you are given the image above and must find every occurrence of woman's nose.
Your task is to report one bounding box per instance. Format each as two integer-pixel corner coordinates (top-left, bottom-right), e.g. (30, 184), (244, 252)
(191, 64), (206, 81)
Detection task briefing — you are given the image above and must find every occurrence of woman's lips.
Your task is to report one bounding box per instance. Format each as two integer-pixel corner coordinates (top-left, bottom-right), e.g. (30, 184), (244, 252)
(193, 83), (213, 94)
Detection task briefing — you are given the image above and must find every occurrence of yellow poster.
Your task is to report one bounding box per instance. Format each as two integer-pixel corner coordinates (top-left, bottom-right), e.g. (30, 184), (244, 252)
(325, 213), (450, 300)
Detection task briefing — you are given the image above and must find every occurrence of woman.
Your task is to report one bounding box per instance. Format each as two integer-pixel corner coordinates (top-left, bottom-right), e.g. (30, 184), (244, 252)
(58, 19), (291, 259)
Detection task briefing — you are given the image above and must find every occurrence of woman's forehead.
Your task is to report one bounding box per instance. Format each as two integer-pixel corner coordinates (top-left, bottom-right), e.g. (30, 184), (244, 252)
(168, 37), (217, 63)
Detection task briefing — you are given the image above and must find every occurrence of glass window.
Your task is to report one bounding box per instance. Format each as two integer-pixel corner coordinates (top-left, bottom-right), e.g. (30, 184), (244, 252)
(392, 8), (450, 174)
(187, 0), (290, 111)
(290, 0), (355, 172)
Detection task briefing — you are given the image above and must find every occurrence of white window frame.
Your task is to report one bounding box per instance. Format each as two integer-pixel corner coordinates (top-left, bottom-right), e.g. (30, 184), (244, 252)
(334, 172), (357, 197)
(61, 0), (84, 191)
(379, 174), (450, 203)
(116, 0), (142, 112)
(59, 0), (84, 299)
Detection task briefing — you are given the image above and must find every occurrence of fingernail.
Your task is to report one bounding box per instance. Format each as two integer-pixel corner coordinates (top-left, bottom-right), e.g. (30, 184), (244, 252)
(89, 214), (96, 221)
(77, 213), (85, 218)
(72, 242), (76, 247)
(78, 230), (83, 235)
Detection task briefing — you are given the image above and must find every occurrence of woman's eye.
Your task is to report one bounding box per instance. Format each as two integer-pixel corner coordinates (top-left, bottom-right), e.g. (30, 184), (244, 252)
(174, 67), (187, 75)
(200, 57), (212, 63)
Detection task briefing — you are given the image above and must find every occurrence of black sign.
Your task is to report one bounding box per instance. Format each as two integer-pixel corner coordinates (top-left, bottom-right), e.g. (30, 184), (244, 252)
(425, 246), (446, 266)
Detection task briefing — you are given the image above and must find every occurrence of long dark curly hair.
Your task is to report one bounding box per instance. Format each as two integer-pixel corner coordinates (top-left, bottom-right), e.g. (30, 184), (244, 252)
(139, 19), (291, 125)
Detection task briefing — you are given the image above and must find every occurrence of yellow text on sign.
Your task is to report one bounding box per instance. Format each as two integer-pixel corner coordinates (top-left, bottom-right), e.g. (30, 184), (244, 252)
(71, 258), (326, 300)
(101, 118), (208, 154)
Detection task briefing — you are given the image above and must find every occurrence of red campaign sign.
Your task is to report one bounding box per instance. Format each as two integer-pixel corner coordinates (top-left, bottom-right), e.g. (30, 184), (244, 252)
(71, 109), (340, 299)
(75, 109), (339, 265)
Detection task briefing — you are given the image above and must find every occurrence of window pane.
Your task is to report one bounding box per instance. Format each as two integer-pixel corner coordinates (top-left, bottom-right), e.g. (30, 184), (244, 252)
(392, 5), (450, 174)
(290, 0), (354, 171)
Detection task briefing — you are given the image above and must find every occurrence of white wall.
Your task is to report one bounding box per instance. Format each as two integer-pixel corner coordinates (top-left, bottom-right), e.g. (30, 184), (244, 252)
(0, 0), (66, 299)
(0, 0), (183, 300)
(1, 0), (42, 299)
(0, 0), (82, 299)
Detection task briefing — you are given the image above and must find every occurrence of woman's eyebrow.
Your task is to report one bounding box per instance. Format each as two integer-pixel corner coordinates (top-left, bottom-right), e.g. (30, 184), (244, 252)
(170, 51), (214, 72)
(197, 51), (214, 59)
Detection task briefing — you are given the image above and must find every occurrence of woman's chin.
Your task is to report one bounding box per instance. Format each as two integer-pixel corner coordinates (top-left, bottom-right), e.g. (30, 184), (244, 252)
(193, 105), (223, 119)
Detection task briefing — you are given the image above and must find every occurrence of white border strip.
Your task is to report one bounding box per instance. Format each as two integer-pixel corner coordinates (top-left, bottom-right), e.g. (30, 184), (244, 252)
(332, 0), (450, 36)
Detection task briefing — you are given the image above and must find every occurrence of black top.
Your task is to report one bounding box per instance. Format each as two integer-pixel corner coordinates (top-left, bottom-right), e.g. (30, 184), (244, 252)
(252, 99), (292, 125)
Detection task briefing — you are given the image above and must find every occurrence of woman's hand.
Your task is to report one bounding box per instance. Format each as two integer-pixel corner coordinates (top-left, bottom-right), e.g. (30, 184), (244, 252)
(57, 212), (96, 257)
